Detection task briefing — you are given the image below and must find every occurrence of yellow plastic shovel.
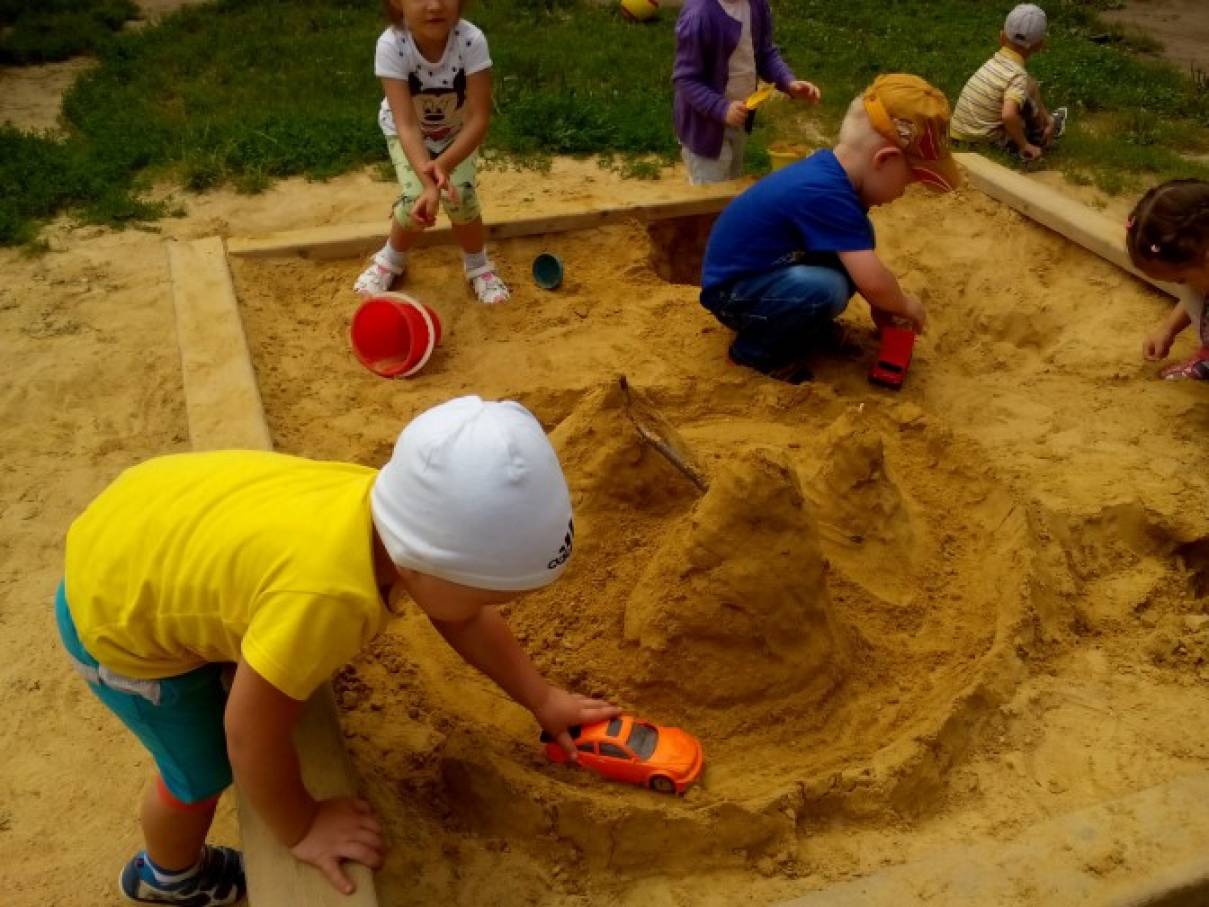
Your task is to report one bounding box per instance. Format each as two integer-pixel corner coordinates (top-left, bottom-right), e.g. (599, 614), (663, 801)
(743, 83), (776, 132)
(745, 83), (776, 110)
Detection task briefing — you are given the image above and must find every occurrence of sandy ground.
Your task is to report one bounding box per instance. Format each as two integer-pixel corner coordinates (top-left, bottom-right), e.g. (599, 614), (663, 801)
(1104, 0), (1209, 73)
(4, 10), (1209, 905)
(0, 58), (96, 133)
(220, 180), (1209, 905)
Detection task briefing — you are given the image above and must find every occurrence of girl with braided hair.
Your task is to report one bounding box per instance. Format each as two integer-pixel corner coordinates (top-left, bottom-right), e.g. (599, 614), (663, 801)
(1130, 179), (1209, 380)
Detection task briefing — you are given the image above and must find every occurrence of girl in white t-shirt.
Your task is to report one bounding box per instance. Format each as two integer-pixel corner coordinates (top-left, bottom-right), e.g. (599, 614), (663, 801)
(355, 0), (509, 304)
(1130, 180), (1209, 380)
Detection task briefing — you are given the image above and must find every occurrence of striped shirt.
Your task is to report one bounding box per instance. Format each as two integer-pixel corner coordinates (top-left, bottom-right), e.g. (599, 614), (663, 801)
(950, 47), (1031, 142)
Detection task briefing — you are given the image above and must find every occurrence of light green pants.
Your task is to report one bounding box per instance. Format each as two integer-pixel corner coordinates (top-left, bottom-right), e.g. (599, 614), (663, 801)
(387, 135), (482, 228)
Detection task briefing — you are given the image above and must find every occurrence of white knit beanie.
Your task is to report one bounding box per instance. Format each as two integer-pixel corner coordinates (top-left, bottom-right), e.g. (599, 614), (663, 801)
(371, 396), (574, 591)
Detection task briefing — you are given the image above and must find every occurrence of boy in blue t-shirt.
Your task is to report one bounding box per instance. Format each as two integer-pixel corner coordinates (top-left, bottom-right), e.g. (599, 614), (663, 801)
(700, 74), (960, 382)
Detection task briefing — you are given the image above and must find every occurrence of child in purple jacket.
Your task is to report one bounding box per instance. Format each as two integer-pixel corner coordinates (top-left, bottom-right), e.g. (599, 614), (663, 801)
(673, 0), (820, 184)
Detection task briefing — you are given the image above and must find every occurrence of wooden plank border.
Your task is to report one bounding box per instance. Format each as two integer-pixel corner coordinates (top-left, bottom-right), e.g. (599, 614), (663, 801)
(225, 193), (739, 260)
(166, 237), (379, 907)
(229, 159), (1178, 304)
(956, 152), (1180, 299)
(168, 237), (272, 451)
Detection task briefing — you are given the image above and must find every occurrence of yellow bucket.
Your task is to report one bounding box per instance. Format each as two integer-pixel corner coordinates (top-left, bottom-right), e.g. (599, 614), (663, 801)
(768, 144), (810, 171)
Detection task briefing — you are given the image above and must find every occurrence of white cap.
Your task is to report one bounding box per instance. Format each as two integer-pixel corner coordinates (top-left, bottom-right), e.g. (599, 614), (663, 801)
(371, 396), (574, 592)
(1004, 4), (1047, 49)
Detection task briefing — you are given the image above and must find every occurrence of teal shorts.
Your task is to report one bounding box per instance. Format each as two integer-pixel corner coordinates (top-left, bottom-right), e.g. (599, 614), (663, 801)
(55, 583), (233, 803)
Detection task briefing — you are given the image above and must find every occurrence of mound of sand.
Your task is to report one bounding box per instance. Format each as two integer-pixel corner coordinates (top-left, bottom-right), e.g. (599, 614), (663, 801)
(623, 445), (847, 707)
(808, 412), (921, 604)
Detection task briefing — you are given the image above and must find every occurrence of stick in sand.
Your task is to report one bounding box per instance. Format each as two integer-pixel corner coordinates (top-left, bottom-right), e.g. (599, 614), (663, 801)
(618, 375), (710, 493)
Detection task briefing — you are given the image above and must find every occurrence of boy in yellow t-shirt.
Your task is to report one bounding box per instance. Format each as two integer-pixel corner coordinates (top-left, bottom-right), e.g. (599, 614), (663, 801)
(950, 4), (1068, 162)
(58, 396), (616, 906)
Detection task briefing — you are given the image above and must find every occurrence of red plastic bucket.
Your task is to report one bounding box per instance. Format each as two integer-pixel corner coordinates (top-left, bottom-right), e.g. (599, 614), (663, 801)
(350, 292), (442, 378)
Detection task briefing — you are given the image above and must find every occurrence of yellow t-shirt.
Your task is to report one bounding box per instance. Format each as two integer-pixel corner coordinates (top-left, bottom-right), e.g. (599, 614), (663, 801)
(950, 47), (1031, 142)
(64, 451), (388, 701)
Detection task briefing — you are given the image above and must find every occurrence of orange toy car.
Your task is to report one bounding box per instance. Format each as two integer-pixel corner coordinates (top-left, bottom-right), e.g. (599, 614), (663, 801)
(541, 715), (704, 794)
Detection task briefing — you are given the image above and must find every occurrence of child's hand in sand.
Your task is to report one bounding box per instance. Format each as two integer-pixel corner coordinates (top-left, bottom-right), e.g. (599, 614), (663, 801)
(533, 686), (620, 761)
(290, 797), (385, 895)
(410, 186), (441, 229)
(1143, 325), (1178, 361)
(725, 101), (749, 128)
(903, 293), (927, 334)
(787, 80), (821, 103)
(1020, 143), (1043, 162)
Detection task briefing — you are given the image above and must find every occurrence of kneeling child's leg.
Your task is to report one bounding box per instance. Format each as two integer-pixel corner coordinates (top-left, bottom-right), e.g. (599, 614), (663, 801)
(727, 265), (852, 370)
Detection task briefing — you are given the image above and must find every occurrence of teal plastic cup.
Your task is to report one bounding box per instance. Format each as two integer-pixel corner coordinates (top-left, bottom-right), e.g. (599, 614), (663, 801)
(532, 252), (564, 290)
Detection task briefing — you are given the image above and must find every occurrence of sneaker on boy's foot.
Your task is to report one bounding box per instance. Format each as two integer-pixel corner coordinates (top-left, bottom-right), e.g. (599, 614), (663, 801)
(727, 349), (814, 385)
(766, 360), (815, 385)
(1050, 107), (1069, 139)
(469, 269), (511, 305)
(120, 846), (246, 906)
(353, 254), (404, 296)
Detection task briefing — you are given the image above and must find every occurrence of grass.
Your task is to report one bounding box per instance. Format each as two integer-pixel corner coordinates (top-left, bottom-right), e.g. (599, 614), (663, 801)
(766, 0), (1209, 185)
(2, 0), (1209, 244)
(0, 0), (138, 65)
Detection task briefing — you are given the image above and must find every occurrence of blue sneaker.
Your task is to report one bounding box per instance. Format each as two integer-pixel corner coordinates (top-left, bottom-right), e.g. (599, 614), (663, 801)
(119, 846), (246, 906)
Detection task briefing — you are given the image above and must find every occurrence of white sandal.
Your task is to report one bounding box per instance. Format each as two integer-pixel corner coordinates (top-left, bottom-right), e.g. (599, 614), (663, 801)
(354, 252), (404, 296)
(466, 264), (511, 306)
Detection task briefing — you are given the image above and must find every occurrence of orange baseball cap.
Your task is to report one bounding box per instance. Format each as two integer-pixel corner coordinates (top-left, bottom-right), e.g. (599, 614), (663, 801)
(862, 74), (962, 193)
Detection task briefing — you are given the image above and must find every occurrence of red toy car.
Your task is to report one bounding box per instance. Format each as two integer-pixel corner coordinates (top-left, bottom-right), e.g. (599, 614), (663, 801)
(541, 715), (704, 794)
(869, 325), (916, 388)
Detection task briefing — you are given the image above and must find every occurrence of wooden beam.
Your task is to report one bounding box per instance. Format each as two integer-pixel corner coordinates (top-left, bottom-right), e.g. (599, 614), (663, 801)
(239, 688), (378, 907)
(167, 237), (272, 451)
(225, 192), (738, 260)
(166, 238), (378, 907)
(956, 152), (1180, 299)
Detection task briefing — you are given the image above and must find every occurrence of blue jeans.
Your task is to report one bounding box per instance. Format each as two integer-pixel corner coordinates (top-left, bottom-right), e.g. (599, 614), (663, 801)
(702, 265), (852, 371)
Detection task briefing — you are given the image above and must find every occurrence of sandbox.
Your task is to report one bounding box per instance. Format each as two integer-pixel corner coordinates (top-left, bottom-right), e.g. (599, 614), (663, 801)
(213, 177), (1209, 906)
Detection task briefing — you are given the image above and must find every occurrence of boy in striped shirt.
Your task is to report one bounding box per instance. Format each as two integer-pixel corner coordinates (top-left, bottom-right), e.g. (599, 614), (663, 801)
(950, 4), (1067, 161)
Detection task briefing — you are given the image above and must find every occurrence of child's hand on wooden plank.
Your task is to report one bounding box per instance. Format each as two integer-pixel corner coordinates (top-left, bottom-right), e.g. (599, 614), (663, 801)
(290, 797), (385, 895)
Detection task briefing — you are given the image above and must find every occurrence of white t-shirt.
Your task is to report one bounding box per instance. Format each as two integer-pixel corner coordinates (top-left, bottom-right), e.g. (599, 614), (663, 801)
(375, 20), (492, 155)
(719, 0), (757, 103)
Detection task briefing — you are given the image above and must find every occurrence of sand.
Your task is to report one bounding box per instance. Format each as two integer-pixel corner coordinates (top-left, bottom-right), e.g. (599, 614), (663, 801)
(224, 184), (1209, 904)
(5, 26), (1209, 904)
(1103, 0), (1209, 73)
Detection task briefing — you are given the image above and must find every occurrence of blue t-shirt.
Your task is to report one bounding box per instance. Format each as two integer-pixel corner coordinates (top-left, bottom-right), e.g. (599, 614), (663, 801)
(701, 149), (875, 291)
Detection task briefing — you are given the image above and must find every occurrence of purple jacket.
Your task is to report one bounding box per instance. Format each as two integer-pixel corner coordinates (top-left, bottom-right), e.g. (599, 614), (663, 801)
(673, 0), (796, 158)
